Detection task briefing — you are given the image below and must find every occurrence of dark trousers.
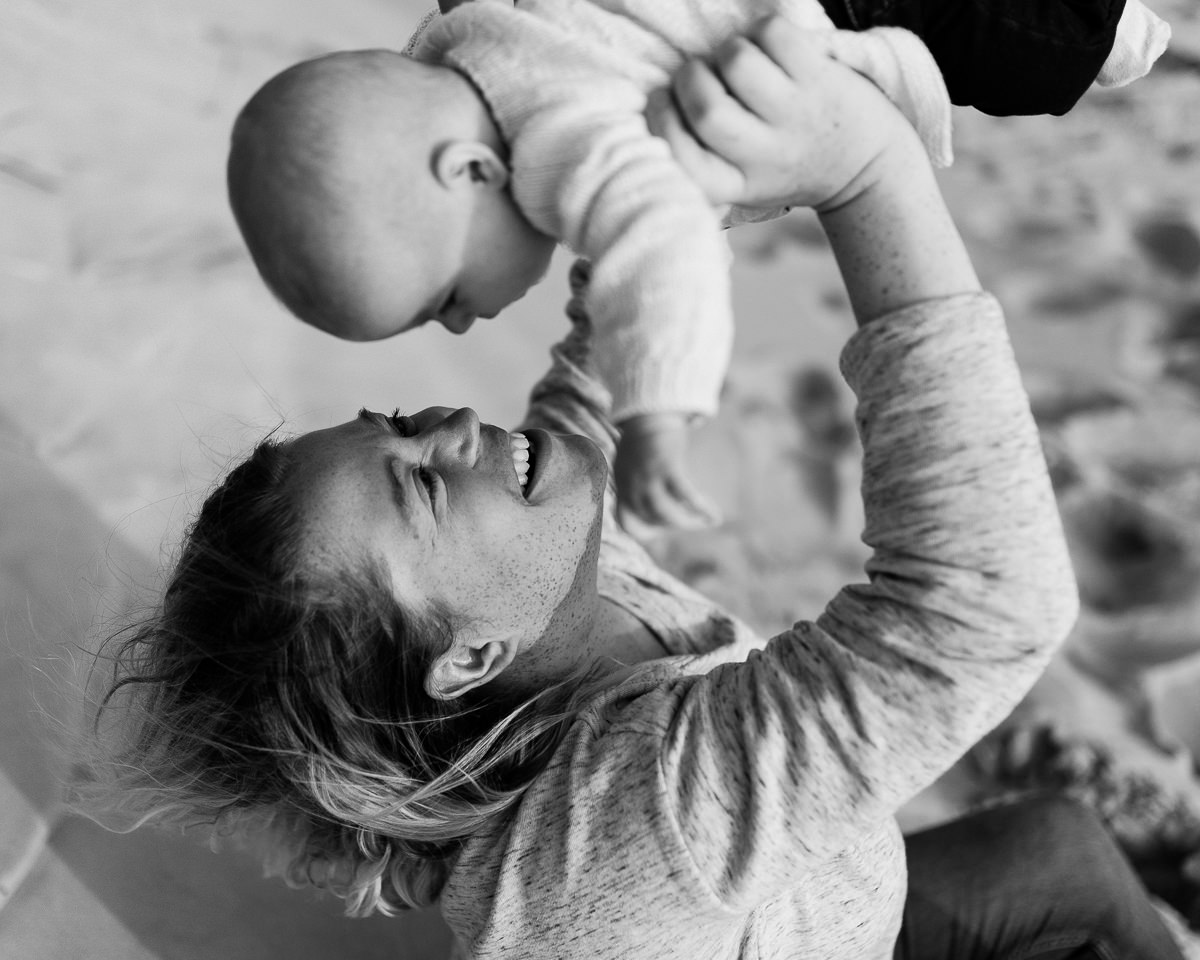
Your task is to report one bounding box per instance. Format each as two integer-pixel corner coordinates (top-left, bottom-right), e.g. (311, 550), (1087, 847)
(896, 796), (1186, 960)
(819, 0), (1128, 116)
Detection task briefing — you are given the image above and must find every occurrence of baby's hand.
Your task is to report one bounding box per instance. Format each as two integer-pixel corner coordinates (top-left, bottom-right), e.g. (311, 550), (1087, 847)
(615, 413), (722, 532)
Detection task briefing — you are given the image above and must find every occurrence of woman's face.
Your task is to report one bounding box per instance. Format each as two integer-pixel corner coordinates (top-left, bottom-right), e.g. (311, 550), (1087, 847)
(285, 406), (608, 640)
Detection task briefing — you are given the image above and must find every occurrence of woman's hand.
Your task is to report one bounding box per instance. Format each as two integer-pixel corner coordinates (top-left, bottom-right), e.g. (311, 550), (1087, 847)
(650, 14), (979, 324)
(647, 16), (914, 213)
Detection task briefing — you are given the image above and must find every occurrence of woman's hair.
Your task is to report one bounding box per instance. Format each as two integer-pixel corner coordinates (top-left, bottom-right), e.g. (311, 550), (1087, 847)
(75, 434), (596, 915)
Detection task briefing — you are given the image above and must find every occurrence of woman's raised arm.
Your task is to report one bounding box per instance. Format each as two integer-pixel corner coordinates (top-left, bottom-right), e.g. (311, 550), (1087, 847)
(619, 18), (1080, 906)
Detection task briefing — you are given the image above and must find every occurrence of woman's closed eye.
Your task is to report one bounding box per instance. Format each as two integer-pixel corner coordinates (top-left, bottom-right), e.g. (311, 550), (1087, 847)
(416, 466), (440, 507)
(386, 411), (439, 507)
(389, 408), (418, 437)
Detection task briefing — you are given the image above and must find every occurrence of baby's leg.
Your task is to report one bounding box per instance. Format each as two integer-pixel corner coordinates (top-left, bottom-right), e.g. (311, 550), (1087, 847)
(830, 0), (1131, 117)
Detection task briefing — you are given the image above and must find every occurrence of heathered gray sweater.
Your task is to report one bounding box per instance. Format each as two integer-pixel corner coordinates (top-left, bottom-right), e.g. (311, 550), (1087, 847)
(439, 263), (1079, 958)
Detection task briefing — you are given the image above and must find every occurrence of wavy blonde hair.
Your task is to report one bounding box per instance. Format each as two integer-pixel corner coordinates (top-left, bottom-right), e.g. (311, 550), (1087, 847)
(74, 435), (598, 915)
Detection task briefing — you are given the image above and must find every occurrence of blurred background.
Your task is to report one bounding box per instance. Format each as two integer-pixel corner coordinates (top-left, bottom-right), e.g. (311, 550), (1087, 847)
(3, 0), (1200, 955)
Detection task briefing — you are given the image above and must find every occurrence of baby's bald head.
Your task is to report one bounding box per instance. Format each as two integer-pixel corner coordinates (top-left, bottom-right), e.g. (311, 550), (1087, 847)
(226, 51), (475, 336)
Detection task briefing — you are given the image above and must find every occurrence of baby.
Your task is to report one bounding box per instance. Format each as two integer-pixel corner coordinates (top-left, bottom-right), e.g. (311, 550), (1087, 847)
(227, 0), (1168, 530)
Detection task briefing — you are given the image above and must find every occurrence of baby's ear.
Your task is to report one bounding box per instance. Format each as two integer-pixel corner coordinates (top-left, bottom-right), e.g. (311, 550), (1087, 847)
(433, 140), (509, 191)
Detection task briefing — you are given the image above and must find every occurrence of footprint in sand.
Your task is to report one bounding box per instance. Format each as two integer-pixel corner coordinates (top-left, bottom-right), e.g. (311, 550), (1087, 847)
(1160, 301), (1200, 391)
(786, 366), (857, 529)
(1134, 214), (1200, 281)
(1059, 488), (1200, 614)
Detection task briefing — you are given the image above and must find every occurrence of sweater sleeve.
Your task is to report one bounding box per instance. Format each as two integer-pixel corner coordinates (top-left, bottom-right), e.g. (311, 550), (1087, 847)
(516, 261), (618, 457)
(511, 94), (734, 423)
(635, 293), (1079, 910)
(515, 260), (625, 533)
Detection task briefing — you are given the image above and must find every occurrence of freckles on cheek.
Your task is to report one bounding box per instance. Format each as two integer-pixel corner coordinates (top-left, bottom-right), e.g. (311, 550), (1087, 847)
(507, 530), (576, 599)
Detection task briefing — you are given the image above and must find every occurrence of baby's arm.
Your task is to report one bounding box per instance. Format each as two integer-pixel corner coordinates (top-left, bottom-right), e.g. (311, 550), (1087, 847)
(513, 95), (736, 531)
(522, 113), (732, 424)
(515, 259), (671, 544)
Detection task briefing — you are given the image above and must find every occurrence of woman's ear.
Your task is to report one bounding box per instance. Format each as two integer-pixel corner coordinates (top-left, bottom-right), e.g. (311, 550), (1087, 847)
(425, 636), (518, 700)
(433, 140), (510, 192)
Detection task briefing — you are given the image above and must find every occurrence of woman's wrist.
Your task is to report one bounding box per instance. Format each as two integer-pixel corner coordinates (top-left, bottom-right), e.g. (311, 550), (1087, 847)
(818, 125), (981, 326)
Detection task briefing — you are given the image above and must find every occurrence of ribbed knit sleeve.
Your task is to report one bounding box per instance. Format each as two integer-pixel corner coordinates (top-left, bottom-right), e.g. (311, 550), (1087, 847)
(508, 82), (733, 422)
(515, 260), (625, 529)
(516, 261), (617, 455)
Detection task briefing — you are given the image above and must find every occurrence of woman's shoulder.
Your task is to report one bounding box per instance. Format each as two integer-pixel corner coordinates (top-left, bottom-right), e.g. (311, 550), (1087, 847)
(599, 528), (764, 659)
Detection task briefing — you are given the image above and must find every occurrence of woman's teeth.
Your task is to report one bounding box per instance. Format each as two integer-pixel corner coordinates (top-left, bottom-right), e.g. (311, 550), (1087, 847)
(510, 433), (530, 488)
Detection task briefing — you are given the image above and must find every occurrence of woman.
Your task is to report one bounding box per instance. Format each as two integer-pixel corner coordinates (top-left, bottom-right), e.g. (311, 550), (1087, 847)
(79, 18), (1185, 959)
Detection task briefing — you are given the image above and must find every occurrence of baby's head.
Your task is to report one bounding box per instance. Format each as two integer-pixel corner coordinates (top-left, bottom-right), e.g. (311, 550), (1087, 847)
(227, 50), (556, 340)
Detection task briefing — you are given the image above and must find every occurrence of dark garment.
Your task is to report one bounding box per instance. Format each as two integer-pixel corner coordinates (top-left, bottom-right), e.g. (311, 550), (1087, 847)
(818, 0), (1128, 116)
(896, 796), (1186, 960)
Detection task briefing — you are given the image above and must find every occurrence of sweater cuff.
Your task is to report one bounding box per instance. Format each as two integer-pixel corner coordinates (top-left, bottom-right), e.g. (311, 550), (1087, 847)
(840, 292), (1005, 390)
(607, 356), (722, 424)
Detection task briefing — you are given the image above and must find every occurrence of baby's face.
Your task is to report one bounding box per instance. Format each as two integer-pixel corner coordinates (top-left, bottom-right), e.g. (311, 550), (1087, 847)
(419, 187), (558, 336)
(332, 188), (557, 341)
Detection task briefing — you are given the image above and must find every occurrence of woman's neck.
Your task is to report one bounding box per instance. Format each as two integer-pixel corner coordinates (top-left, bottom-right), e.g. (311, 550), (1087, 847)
(496, 596), (665, 700)
(592, 597), (666, 671)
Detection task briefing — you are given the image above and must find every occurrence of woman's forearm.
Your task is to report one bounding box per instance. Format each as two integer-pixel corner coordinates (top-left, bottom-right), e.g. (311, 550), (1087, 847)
(819, 126), (980, 326)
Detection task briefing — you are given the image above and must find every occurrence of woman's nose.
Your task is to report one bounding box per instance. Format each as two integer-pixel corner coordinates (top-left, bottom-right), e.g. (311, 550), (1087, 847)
(427, 407), (480, 464)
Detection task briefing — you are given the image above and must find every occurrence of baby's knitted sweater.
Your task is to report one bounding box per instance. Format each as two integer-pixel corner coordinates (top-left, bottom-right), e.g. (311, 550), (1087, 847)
(412, 0), (950, 422)
(435, 264), (1080, 958)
